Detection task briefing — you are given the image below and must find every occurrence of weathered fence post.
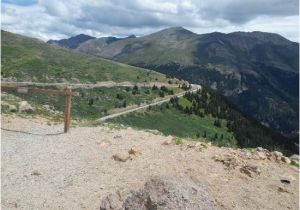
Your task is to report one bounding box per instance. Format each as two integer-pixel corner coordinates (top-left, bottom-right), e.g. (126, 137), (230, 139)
(1, 83), (79, 133)
(64, 88), (72, 133)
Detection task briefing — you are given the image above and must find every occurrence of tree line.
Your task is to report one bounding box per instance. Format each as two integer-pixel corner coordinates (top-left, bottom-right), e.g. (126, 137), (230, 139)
(169, 87), (295, 154)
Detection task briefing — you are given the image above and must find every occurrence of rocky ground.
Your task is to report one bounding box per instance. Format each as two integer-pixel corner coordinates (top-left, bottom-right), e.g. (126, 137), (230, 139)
(1, 115), (299, 210)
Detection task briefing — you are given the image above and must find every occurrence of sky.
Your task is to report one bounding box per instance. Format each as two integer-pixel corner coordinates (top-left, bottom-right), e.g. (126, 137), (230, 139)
(1, 0), (299, 42)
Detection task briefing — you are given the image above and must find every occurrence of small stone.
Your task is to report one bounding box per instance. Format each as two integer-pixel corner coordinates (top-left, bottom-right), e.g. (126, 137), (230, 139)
(195, 142), (202, 147)
(185, 143), (195, 149)
(19, 101), (34, 113)
(162, 139), (174, 145)
(240, 150), (252, 159)
(214, 154), (239, 169)
(8, 104), (17, 112)
(272, 151), (283, 158)
(31, 170), (42, 176)
(113, 135), (122, 139)
(256, 151), (267, 160)
(256, 147), (264, 152)
(128, 146), (142, 156)
(277, 186), (290, 193)
(240, 165), (261, 177)
(112, 153), (131, 162)
(100, 190), (126, 210)
(289, 154), (299, 162)
(281, 156), (291, 164)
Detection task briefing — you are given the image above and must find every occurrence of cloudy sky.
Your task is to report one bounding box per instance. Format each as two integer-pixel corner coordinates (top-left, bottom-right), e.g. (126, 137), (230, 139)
(1, 0), (299, 41)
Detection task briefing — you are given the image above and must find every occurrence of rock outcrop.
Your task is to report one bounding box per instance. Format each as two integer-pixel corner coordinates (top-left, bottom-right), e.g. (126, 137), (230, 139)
(100, 176), (218, 210)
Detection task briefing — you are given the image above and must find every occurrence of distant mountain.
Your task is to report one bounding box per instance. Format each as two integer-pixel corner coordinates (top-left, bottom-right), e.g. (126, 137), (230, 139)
(1, 30), (167, 84)
(69, 27), (299, 136)
(47, 34), (136, 50)
(47, 34), (96, 49)
(76, 34), (136, 55)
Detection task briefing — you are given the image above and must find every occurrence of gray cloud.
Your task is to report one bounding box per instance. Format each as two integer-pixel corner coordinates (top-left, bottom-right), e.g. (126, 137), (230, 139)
(201, 0), (299, 24)
(1, 0), (299, 41)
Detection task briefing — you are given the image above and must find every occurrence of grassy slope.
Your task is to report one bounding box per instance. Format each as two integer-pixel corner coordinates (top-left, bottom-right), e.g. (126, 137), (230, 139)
(1, 30), (167, 83)
(2, 86), (180, 120)
(109, 105), (236, 147)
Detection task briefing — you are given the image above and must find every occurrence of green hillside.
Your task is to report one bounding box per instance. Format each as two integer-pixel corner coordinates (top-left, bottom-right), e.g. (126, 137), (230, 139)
(2, 85), (181, 120)
(110, 87), (296, 154)
(1, 30), (168, 83)
(71, 27), (299, 137)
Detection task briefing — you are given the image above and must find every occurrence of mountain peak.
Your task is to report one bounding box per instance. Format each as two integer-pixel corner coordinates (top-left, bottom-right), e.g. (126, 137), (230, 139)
(147, 26), (196, 40)
(47, 34), (96, 49)
(161, 26), (194, 34)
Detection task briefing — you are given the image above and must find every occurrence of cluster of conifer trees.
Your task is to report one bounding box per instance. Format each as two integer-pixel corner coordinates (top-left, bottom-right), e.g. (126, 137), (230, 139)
(169, 87), (294, 154)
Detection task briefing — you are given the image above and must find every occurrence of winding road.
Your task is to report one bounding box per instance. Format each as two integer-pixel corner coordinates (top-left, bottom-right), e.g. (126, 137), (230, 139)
(1, 80), (201, 122)
(99, 84), (201, 121)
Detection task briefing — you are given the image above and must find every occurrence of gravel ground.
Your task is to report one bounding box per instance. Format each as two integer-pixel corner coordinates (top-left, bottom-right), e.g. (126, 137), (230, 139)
(1, 115), (299, 210)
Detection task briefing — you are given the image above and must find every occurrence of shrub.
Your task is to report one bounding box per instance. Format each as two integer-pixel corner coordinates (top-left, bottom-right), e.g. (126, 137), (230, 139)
(88, 98), (94, 106)
(159, 91), (165, 97)
(175, 137), (183, 145)
(116, 93), (123, 100)
(152, 85), (158, 90)
(122, 101), (127, 108)
(213, 119), (221, 127)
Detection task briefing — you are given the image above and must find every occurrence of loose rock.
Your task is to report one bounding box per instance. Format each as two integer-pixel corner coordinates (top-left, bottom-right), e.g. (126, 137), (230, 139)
(240, 164), (261, 177)
(213, 154), (240, 169)
(31, 170), (42, 176)
(128, 146), (142, 156)
(8, 104), (17, 112)
(100, 190), (127, 210)
(278, 187), (290, 193)
(19, 101), (34, 113)
(161, 139), (174, 145)
(281, 156), (291, 164)
(289, 154), (299, 162)
(112, 153), (131, 162)
(271, 151), (283, 161)
(100, 176), (218, 210)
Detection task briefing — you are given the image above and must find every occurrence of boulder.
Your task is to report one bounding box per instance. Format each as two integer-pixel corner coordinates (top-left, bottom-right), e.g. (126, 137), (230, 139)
(18, 101), (34, 113)
(100, 190), (127, 210)
(100, 176), (218, 210)
(7, 104), (17, 112)
(271, 151), (283, 161)
(281, 156), (291, 164)
(289, 154), (299, 162)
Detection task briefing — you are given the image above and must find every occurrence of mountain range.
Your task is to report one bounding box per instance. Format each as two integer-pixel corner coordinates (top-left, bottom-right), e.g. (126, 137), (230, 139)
(47, 27), (299, 137)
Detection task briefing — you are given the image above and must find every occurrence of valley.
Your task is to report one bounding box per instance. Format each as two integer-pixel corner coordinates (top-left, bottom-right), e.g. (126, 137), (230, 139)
(48, 27), (299, 137)
(1, 1), (299, 209)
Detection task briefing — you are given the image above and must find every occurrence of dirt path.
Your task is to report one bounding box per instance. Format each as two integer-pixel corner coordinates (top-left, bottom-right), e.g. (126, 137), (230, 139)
(99, 86), (200, 121)
(1, 116), (299, 210)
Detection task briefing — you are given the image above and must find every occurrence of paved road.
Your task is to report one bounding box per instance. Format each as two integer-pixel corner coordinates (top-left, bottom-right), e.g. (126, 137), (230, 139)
(2, 80), (201, 121)
(1, 81), (180, 89)
(99, 84), (201, 121)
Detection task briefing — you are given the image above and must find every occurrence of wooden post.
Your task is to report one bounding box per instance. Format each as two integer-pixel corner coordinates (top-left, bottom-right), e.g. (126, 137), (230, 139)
(1, 84), (79, 133)
(64, 88), (72, 133)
